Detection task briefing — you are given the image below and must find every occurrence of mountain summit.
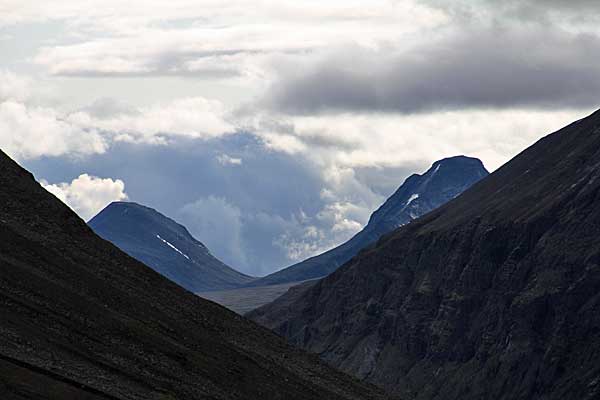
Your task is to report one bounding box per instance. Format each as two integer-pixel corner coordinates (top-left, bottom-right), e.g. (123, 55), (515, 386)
(250, 111), (600, 399)
(249, 156), (488, 287)
(89, 202), (253, 292)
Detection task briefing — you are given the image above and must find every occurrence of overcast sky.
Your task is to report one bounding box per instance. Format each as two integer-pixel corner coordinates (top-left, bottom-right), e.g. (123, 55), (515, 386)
(1, 0), (599, 276)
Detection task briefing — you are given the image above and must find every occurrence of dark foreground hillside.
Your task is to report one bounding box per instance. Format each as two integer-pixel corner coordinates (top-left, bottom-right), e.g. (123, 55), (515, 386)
(0, 150), (388, 400)
(250, 110), (600, 400)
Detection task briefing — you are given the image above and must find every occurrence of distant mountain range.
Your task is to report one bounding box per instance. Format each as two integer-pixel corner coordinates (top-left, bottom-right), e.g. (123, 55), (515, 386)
(248, 156), (489, 287)
(85, 156), (488, 311)
(89, 201), (254, 292)
(0, 149), (387, 400)
(250, 111), (600, 399)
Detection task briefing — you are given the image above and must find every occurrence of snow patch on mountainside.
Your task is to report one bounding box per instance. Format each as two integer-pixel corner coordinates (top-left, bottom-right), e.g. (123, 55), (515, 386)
(405, 193), (419, 206)
(156, 234), (190, 260)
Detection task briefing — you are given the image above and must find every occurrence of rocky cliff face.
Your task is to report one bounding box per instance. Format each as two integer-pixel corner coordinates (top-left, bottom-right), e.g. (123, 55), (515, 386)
(89, 201), (254, 292)
(249, 156), (488, 287)
(249, 111), (600, 400)
(0, 150), (389, 400)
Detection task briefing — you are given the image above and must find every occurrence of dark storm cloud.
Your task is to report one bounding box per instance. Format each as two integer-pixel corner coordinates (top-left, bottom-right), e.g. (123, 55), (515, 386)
(424, 0), (600, 18)
(265, 28), (600, 115)
(505, 0), (600, 8)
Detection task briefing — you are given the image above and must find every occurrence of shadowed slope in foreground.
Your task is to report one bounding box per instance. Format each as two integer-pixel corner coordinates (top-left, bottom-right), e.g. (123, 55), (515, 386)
(0, 150), (388, 400)
(250, 110), (600, 400)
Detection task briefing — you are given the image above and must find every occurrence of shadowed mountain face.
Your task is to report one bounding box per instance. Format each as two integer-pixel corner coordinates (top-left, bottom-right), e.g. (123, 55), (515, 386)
(89, 202), (253, 292)
(249, 156), (488, 287)
(249, 111), (600, 399)
(0, 150), (389, 400)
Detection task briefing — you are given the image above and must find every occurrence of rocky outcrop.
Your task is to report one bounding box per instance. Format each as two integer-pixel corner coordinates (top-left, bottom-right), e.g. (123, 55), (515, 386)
(249, 110), (600, 400)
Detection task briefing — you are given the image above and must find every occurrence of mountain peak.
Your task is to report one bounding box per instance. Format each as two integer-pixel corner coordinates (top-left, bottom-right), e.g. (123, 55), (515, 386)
(89, 201), (255, 291)
(247, 155), (488, 287)
(429, 154), (485, 171)
(98, 200), (174, 219)
(104, 200), (149, 209)
(367, 155), (488, 227)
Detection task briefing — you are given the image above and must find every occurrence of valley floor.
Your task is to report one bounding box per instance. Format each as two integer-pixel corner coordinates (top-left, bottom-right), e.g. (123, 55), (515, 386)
(198, 279), (318, 314)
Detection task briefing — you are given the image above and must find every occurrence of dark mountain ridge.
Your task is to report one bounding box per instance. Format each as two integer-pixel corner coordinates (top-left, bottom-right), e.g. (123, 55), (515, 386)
(89, 201), (253, 292)
(249, 156), (488, 287)
(0, 149), (389, 399)
(249, 110), (600, 399)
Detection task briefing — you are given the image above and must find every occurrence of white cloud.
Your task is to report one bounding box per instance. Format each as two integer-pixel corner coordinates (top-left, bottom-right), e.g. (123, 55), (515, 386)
(0, 70), (235, 160)
(24, 1), (445, 79)
(246, 108), (590, 172)
(217, 153), (242, 166)
(274, 224), (327, 262)
(178, 196), (247, 270)
(271, 167), (382, 264)
(272, 200), (368, 263)
(273, 198), (369, 263)
(0, 100), (108, 161)
(68, 97), (235, 143)
(0, 71), (108, 161)
(1, 0), (444, 28)
(42, 174), (128, 221)
(0, 71), (32, 102)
